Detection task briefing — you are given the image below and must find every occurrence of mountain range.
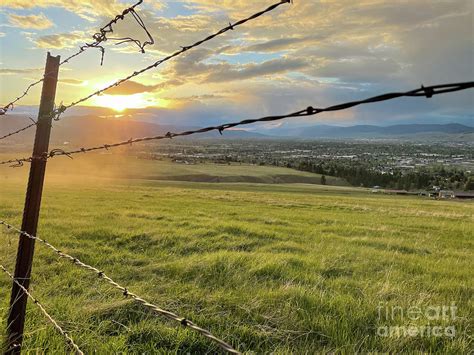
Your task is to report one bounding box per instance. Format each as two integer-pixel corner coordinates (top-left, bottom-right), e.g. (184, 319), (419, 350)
(1, 115), (473, 146)
(262, 123), (474, 138)
(0, 115), (265, 146)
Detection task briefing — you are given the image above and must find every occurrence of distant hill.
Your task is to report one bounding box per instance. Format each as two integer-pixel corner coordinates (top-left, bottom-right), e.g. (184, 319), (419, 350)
(263, 123), (474, 139)
(0, 115), (266, 147)
(1, 115), (472, 147)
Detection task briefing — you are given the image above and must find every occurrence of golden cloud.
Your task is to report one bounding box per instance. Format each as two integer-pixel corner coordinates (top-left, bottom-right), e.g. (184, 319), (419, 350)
(2, 0), (470, 121)
(9, 12), (54, 30)
(34, 31), (85, 49)
(103, 80), (161, 95)
(2, 0), (126, 21)
(0, 67), (42, 75)
(59, 78), (88, 86)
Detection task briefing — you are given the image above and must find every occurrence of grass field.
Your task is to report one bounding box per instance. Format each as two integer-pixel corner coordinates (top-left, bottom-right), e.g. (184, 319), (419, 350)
(0, 154), (348, 186)
(0, 158), (473, 353)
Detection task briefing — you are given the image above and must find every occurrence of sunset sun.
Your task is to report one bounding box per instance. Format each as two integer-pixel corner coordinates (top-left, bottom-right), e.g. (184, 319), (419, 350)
(93, 94), (169, 112)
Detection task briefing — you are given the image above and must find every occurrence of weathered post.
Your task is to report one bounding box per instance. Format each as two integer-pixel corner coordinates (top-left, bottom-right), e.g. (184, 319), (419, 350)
(6, 52), (60, 354)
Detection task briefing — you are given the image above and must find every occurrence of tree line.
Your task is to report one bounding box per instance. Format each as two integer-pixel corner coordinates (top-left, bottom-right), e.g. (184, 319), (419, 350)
(289, 160), (473, 191)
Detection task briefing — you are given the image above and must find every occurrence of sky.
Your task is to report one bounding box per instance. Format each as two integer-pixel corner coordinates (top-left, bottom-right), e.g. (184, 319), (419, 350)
(0, 0), (472, 128)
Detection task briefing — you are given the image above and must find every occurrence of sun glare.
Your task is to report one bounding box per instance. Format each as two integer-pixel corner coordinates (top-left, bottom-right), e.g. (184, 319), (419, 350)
(93, 94), (168, 112)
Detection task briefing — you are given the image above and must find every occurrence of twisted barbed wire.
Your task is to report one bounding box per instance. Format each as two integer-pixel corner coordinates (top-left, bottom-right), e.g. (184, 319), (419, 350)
(77, 0), (153, 64)
(50, 0), (148, 69)
(0, 220), (240, 354)
(0, 118), (36, 141)
(0, 0), (149, 117)
(49, 0), (292, 121)
(0, 81), (471, 167)
(0, 264), (84, 354)
(101, 1), (154, 54)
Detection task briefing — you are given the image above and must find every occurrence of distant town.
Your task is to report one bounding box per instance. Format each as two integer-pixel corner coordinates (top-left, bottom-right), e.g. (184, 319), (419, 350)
(138, 139), (474, 194)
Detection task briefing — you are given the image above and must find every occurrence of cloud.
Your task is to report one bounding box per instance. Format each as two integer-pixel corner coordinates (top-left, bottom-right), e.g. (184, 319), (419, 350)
(59, 78), (88, 86)
(1, 0), (471, 126)
(159, 48), (308, 84)
(206, 57), (309, 82)
(348, 0), (471, 27)
(2, 0), (161, 23)
(243, 37), (315, 53)
(2, 0), (126, 21)
(164, 93), (225, 104)
(0, 67), (42, 75)
(306, 57), (403, 83)
(8, 12), (53, 30)
(104, 80), (161, 95)
(34, 31), (85, 49)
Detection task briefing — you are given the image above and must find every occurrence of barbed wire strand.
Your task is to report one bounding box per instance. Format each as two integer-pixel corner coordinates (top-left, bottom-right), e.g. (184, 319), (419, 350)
(103, 4), (155, 53)
(0, 264), (84, 355)
(0, 118), (37, 141)
(0, 81), (471, 168)
(0, 0), (149, 117)
(0, 220), (240, 354)
(49, 0), (292, 121)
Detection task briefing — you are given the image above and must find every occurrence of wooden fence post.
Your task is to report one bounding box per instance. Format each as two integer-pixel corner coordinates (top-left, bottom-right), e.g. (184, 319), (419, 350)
(6, 52), (60, 354)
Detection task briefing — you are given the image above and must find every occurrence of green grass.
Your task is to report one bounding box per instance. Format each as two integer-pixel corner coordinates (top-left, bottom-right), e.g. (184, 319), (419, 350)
(0, 161), (473, 353)
(0, 154), (348, 186)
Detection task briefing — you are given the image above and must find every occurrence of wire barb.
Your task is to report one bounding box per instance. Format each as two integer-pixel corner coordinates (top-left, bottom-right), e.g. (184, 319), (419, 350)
(1, 81), (471, 167)
(0, 220), (241, 354)
(0, 263), (84, 355)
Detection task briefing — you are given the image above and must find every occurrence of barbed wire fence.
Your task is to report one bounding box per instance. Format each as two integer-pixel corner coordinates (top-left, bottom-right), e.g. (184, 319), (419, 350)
(0, 0), (472, 353)
(0, 81), (472, 167)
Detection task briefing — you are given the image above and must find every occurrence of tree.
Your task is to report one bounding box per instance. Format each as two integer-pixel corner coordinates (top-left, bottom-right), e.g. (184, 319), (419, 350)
(321, 174), (327, 185)
(465, 176), (474, 191)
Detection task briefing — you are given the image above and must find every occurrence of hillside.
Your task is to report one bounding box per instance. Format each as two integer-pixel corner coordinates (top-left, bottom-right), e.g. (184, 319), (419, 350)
(0, 154), (348, 186)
